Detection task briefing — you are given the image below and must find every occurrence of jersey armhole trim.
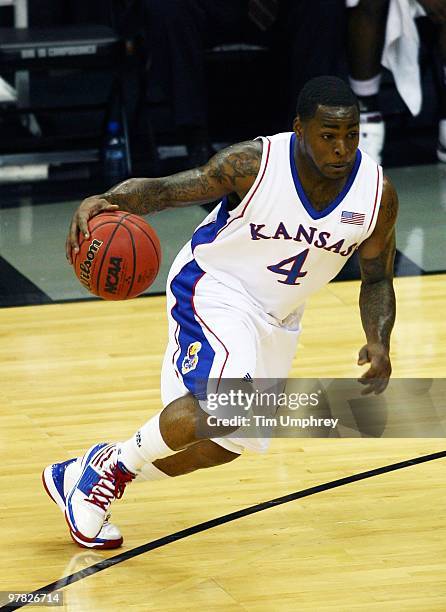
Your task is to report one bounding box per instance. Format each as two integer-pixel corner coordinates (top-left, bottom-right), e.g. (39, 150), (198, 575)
(363, 165), (383, 241)
(214, 137), (272, 239)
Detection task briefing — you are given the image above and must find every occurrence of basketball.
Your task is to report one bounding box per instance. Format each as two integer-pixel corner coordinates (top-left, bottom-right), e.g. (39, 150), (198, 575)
(73, 211), (161, 300)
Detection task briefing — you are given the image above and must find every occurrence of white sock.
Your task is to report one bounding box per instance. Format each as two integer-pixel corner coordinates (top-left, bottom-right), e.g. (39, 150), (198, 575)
(135, 462), (171, 482)
(349, 74), (382, 97)
(119, 412), (176, 473)
(439, 119), (446, 146)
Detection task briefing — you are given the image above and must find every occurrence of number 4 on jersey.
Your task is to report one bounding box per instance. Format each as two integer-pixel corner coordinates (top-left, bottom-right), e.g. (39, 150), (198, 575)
(267, 249), (309, 285)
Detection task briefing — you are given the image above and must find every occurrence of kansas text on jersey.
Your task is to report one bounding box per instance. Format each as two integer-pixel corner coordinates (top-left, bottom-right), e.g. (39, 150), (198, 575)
(174, 131), (383, 324)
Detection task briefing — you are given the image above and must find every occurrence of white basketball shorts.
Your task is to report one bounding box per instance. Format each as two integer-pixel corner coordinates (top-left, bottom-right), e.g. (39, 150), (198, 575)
(161, 242), (304, 454)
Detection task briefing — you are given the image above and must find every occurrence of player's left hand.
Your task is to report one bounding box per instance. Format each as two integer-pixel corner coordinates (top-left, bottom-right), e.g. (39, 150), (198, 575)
(357, 343), (392, 395)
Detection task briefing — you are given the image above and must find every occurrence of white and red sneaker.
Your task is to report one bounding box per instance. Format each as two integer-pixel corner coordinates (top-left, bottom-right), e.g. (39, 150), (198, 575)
(65, 443), (135, 543)
(42, 457), (123, 549)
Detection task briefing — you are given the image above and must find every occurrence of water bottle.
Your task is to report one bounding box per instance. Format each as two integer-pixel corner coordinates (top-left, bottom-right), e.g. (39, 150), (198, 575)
(103, 120), (127, 184)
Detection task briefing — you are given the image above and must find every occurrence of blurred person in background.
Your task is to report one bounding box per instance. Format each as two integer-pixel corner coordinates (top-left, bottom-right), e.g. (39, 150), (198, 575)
(142, 0), (346, 167)
(347, 0), (446, 164)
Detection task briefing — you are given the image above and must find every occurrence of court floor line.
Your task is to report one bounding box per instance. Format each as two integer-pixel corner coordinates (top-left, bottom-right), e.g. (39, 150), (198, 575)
(3, 449), (446, 611)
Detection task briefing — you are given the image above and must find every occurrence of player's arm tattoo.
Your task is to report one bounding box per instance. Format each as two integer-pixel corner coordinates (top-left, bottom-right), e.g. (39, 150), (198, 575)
(100, 140), (263, 215)
(359, 235), (396, 349)
(358, 176), (398, 350)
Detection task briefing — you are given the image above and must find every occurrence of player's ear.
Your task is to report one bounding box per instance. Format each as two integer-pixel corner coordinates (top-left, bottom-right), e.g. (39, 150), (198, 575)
(293, 116), (303, 139)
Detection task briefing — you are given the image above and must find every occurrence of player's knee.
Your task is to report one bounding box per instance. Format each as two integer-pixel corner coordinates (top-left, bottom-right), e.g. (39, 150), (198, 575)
(161, 392), (203, 432)
(161, 393), (235, 448)
(161, 379), (256, 447)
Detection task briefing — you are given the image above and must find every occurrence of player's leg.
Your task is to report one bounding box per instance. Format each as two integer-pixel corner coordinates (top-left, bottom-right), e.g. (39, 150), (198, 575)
(348, 0), (389, 81)
(142, 0), (207, 136)
(152, 439), (240, 476)
(43, 441), (239, 549)
(277, 0), (347, 126)
(64, 393), (243, 543)
(216, 307), (304, 454)
(64, 266), (257, 544)
(45, 394), (240, 548)
(121, 391), (247, 469)
(142, 0), (244, 168)
(347, 0), (389, 163)
(437, 22), (446, 162)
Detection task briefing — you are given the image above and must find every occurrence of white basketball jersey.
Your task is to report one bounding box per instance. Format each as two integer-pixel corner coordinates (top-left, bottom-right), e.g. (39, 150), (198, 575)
(190, 132), (383, 323)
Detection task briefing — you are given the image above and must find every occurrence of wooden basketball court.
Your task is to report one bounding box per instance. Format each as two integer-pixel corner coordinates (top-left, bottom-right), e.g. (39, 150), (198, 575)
(1, 274), (445, 611)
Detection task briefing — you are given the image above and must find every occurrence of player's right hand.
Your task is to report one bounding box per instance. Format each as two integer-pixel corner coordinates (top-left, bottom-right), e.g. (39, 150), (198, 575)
(66, 196), (119, 264)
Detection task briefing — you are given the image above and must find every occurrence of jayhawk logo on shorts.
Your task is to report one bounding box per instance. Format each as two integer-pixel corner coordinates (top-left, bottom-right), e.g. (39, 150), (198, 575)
(181, 341), (202, 375)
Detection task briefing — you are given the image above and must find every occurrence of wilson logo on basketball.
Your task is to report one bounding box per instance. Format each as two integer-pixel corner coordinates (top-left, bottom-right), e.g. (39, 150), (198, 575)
(104, 257), (123, 294)
(79, 239), (103, 290)
(73, 211), (161, 300)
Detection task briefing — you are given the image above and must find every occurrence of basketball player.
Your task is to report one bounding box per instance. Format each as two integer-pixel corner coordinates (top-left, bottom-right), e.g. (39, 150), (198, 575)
(44, 76), (398, 549)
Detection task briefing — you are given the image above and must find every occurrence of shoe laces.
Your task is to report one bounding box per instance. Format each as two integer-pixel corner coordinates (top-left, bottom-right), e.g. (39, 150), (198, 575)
(85, 463), (134, 512)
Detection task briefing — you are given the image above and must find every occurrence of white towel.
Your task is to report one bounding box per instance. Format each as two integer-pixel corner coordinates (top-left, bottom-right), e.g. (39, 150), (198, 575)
(382, 0), (426, 116)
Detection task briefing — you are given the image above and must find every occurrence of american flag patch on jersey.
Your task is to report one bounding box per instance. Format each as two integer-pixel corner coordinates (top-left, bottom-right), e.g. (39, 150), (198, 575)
(341, 210), (365, 225)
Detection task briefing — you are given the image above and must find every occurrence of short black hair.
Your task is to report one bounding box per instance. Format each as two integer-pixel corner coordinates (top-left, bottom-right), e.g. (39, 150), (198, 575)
(296, 76), (359, 121)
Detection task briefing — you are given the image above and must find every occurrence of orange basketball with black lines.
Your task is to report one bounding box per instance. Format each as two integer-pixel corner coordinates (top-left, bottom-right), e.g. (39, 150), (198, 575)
(73, 211), (161, 300)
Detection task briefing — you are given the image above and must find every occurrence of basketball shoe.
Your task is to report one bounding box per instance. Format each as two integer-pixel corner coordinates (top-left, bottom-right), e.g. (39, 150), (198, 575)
(437, 141), (446, 163)
(42, 456), (123, 549)
(359, 111), (385, 165)
(65, 443), (135, 542)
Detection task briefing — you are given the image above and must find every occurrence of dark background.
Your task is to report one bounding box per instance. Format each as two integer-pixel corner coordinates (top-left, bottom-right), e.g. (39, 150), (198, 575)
(0, 0), (444, 179)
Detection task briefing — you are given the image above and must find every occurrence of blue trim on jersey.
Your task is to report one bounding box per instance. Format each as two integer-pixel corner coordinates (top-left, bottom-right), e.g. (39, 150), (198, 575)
(191, 197), (230, 252)
(170, 259), (215, 399)
(289, 132), (362, 220)
(169, 198), (230, 398)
